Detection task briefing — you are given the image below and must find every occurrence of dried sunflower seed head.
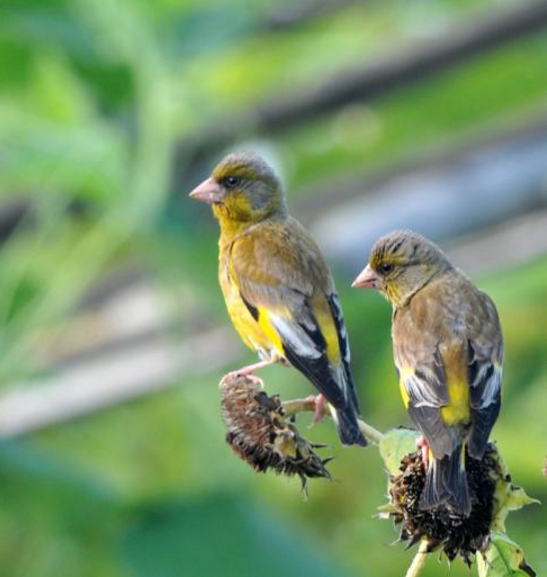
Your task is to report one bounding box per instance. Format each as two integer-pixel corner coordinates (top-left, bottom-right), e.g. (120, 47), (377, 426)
(220, 376), (332, 492)
(386, 444), (500, 565)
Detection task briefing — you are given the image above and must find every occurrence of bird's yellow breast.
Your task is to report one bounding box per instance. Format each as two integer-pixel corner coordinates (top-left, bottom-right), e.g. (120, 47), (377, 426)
(218, 245), (283, 360)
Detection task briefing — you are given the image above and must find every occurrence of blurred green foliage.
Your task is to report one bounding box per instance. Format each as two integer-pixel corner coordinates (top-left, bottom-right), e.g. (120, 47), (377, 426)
(0, 0), (545, 576)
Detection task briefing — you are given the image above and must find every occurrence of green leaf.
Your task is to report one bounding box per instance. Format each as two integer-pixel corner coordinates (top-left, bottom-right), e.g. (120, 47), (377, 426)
(490, 448), (540, 532)
(477, 532), (536, 577)
(379, 427), (419, 475)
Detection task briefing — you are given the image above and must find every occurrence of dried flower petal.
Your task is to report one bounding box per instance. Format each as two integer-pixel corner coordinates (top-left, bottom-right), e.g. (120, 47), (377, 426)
(386, 444), (501, 565)
(221, 376), (332, 492)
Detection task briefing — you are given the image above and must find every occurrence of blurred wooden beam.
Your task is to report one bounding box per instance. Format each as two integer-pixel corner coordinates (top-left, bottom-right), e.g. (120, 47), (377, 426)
(0, 199), (31, 242)
(0, 207), (545, 437)
(0, 326), (241, 438)
(309, 114), (547, 272)
(297, 108), (547, 221)
(177, 0), (547, 181)
(447, 210), (547, 276)
(0, 196), (90, 247)
(262, 0), (365, 32)
(257, 1), (547, 132)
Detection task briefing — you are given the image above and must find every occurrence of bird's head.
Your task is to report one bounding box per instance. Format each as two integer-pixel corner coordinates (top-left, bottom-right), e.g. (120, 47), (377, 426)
(189, 152), (286, 225)
(352, 230), (451, 307)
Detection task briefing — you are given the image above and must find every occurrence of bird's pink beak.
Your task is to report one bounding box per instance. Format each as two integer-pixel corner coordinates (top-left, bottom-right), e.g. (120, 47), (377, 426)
(189, 177), (224, 204)
(352, 264), (379, 289)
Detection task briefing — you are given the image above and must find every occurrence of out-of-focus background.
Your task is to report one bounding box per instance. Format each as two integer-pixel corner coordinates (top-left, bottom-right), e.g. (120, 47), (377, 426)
(0, 0), (546, 575)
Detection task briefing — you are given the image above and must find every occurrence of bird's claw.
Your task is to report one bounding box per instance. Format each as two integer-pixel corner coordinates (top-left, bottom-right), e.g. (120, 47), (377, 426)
(306, 394), (327, 425)
(416, 435), (430, 468)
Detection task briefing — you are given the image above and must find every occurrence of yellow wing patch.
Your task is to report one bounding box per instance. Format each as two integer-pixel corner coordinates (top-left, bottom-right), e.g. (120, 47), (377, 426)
(398, 367), (413, 408)
(439, 344), (471, 426)
(440, 378), (470, 426)
(397, 359), (470, 425)
(313, 306), (341, 364)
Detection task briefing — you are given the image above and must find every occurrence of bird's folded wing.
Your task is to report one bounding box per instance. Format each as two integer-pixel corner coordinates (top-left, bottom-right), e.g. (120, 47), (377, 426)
(467, 341), (502, 410)
(395, 342), (455, 458)
(394, 339), (449, 408)
(465, 292), (503, 457)
(228, 223), (349, 407)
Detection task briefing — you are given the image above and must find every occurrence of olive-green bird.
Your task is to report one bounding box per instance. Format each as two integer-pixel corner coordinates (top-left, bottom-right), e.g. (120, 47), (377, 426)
(189, 151), (367, 447)
(353, 230), (503, 515)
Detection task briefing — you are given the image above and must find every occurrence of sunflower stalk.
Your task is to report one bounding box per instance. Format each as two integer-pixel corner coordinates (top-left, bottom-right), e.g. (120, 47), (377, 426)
(281, 397), (384, 444)
(405, 539), (430, 577)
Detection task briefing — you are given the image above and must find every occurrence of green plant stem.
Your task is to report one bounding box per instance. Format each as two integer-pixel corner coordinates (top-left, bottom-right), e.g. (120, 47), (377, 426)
(357, 419), (384, 444)
(281, 397), (384, 444)
(405, 539), (429, 577)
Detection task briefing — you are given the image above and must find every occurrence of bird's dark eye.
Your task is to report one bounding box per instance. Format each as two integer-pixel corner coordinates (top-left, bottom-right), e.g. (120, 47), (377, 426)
(225, 176), (240, 188)
(380, 262), (394, 274)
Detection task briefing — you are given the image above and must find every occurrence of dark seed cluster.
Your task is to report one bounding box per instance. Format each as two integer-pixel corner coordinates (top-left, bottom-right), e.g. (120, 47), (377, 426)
(221, 376), (332, 492)
(388, 444), (499, 565)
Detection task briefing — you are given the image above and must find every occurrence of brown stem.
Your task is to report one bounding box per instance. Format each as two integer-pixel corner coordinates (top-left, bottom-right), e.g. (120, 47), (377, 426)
(281, 397), (384, 444)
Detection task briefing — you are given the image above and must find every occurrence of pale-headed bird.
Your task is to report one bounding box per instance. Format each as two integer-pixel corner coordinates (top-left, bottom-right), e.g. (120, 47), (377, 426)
(353, 230), (503, 514)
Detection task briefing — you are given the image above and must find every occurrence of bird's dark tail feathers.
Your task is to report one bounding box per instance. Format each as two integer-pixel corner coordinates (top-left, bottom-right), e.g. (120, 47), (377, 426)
(420, 444), (471, 516)
(331, 405), (367, 447)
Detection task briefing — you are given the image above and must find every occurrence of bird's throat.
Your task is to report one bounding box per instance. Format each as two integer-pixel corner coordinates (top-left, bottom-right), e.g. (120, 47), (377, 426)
(213, 204), (253, 235)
